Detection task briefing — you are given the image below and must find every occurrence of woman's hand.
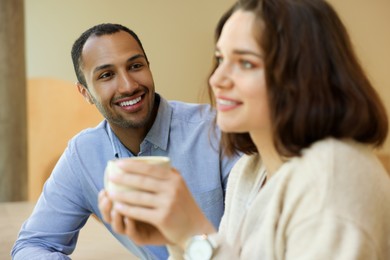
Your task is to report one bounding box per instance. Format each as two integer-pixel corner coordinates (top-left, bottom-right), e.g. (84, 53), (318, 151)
(98, 185), (168, 245)
(105, 158), (216, 248)
(98, 189), (113, 223)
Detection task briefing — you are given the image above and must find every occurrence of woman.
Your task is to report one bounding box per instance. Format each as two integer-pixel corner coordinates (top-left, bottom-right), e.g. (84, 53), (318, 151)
(100, 0), (390, 258)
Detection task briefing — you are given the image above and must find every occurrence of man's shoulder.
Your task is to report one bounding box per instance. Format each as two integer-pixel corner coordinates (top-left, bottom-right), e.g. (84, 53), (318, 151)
(168, 100), (216, 123)
(69, 120), (109, 146)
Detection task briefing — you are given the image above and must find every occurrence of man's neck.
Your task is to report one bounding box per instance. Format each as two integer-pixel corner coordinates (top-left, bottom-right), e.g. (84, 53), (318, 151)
(113, 126), (148, 155)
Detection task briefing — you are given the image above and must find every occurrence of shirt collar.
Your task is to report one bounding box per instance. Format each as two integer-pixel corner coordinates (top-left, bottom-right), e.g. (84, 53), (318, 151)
(144, 93), (171, 151)
(104, 120), (122, 158)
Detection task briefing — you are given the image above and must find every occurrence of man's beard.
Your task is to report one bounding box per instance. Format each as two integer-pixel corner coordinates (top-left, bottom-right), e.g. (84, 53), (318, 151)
(92, 97), (153, 129)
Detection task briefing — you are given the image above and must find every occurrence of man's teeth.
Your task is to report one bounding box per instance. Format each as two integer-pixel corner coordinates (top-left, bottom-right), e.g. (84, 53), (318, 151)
(120, 96), (142, 107)
(217, 99), (237, 105)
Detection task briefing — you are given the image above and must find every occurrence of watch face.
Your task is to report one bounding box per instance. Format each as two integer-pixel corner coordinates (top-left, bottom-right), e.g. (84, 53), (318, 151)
(187, 237), (213, 260)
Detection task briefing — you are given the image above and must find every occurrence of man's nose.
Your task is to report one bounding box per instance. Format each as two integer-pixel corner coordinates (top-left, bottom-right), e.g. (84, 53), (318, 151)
(117, 71), (139, 92)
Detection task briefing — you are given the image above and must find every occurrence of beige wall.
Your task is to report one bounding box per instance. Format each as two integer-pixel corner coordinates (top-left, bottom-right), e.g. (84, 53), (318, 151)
(27, 78), (103, 200)
(25, 0), (235, 103)
(25, 0), (389, 153)
(328, 0), (390, 154)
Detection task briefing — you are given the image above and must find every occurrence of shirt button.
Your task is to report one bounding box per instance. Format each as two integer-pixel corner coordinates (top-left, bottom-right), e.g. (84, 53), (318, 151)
(153, 145), (158, 149)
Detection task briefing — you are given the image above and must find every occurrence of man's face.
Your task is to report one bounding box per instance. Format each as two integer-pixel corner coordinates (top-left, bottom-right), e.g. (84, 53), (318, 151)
(79, 31), (156, 130)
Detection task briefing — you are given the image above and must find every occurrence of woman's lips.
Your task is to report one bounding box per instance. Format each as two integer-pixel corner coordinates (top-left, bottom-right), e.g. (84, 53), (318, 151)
(216, 97), (241, 111)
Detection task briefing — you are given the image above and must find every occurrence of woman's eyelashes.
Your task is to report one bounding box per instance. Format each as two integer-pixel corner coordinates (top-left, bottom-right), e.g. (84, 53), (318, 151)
(216, 57), (256, 70)
(239, 59), (255, 69)
(215, 54), (223, 66)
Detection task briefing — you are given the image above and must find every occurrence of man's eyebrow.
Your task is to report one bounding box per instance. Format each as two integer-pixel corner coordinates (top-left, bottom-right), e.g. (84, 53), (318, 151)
(127, 54), (146, 63)
(93, 54), (147, 74)
(93, 64), (112, 75)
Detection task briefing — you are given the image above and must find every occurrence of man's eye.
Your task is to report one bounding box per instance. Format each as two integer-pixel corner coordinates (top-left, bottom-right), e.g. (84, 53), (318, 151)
(99, 72), (113, 79)
(130, 63), (144, 70)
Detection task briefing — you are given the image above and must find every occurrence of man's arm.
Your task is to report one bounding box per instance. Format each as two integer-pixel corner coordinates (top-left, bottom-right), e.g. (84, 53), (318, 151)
(12, 247), (71, 260)
(11, 145), (90, 259)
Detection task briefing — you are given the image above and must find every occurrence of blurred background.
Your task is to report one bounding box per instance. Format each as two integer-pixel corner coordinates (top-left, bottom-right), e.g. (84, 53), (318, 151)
(1, 0), (389, 202)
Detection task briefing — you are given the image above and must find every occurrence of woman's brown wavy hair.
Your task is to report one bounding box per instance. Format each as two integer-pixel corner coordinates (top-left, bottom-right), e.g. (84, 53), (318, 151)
(210, 0), (388, 157)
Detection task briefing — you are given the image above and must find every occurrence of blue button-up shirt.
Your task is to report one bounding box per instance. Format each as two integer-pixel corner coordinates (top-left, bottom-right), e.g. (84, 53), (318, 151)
(12, 95), (239, 259)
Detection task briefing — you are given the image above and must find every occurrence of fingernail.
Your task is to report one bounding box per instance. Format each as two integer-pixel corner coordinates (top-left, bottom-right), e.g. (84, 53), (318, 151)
(114, 202), (124, 210)
(108, 191), (117, 197)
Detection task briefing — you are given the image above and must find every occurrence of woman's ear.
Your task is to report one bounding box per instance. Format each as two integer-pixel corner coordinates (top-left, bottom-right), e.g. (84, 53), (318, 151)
(76, 82), (94, 104)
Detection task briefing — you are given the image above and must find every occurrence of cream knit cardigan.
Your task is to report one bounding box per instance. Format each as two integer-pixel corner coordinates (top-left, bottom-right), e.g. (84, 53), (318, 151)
(170, 138), (390, 259)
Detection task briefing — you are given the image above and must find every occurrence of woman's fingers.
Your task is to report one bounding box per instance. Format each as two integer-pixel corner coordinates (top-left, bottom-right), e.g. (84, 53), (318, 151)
(98, 189), (112, 223)
(123, 217), (170, 245)
(115, 159), (171, 179)
(109, 189), (160, 208)
(104, 165), (216, 246)
(109, 170), (166, 193)
(113, 201), (156, 222)
(110, 209), (126, 234)
(108, 169), (183, 208)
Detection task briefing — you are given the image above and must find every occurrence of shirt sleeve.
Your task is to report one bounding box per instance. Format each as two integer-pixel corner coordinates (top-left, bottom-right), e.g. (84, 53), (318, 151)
(12, 247), (71, 260)
(11, 143), (91, 259)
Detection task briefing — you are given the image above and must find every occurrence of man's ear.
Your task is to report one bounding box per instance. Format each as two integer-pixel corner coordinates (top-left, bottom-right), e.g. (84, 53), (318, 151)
(76, 82), (94, 104)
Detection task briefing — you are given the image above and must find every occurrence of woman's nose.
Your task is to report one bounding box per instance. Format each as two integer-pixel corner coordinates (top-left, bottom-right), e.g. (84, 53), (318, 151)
(209, 63), (233, 90)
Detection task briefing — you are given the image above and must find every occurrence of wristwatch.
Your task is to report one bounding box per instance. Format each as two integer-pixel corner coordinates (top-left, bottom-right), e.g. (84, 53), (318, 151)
(185, 234), (217, 260)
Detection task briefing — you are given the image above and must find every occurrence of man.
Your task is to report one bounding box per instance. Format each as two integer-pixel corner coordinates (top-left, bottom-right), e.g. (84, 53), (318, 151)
(11, 23), (238, 259)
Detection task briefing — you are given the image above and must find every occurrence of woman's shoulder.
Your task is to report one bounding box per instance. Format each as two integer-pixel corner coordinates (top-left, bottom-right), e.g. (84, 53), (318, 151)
(302, 138), (369, 159)
(282, 138), (390, 219)
(296, 138), (381, 175)
(281, 138), (390, 257)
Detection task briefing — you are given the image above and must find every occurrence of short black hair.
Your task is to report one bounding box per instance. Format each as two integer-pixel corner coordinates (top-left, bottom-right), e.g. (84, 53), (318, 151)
(71, 23), (148, 87)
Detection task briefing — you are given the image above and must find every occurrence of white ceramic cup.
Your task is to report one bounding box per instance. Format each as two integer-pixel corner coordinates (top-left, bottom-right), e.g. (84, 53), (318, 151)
(104, 156), (171, 192)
